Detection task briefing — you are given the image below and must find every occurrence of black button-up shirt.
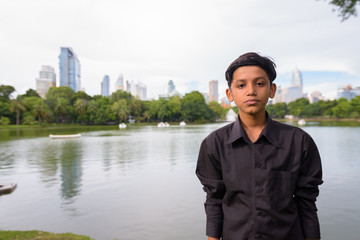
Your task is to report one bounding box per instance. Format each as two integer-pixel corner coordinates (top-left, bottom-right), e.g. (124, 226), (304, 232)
(196, 114), (323, 240)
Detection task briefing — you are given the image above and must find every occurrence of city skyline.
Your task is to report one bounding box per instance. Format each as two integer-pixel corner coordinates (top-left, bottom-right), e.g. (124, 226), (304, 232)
(1, 0), (360, 100)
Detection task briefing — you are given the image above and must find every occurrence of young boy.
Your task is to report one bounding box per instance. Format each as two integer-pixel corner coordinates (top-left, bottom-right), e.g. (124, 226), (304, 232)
(196, 52), (323, 240)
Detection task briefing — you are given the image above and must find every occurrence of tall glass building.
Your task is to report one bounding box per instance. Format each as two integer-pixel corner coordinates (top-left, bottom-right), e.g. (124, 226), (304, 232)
(101, 75), (110, 96)
(209, 80), (218, 102)
(59, 47), (81, 92)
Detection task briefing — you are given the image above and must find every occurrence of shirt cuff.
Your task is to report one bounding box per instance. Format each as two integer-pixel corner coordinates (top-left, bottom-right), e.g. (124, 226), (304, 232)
(302, 221), (321, 239)
(206, 220), (223, 238)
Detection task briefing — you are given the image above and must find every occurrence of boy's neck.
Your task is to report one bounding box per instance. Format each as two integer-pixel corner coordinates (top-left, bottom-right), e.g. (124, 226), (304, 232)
(238, 111), (267, 142)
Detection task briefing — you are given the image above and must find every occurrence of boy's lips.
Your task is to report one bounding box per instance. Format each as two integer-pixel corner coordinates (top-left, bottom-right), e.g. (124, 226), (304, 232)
(245, 99), (259, 105)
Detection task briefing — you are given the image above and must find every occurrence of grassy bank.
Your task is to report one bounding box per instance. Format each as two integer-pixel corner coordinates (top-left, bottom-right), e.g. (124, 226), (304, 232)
(0, 231), (93, 240)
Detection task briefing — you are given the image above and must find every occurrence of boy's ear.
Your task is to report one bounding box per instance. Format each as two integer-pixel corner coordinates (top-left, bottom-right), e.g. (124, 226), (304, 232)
(226, 88), (234, 102)
(269, 83), (276, 99)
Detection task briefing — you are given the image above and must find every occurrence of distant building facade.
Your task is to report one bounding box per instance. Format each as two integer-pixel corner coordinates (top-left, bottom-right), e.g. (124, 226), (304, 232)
(59, 47), (81, 92)
(221, 96), (231, 108)
(36, 65), (56, 98)
(115, 73), (124, 91)
(168, 80), (176, 96)
(127, 80), (147, 100)
(309, 91), (324, 103)
(201, 92), (210, 103)
(101, 75), (110, 96)
(337, 85), (360, 100)
(209, 80), (218, 102)
(274, 68), (304, 104)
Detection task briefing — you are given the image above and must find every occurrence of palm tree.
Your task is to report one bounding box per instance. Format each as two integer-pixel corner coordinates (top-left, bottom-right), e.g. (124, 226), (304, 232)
(33, 100), (49, 125)
(10, 99), (25, 125)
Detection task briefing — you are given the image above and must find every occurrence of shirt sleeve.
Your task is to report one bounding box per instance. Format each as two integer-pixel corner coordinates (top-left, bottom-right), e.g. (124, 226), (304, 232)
(294, 134), (323, 239)
(196, 138), (225, 239)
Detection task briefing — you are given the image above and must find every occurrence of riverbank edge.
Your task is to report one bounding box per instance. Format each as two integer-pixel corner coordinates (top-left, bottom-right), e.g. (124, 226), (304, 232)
(0, 230), (93, 240)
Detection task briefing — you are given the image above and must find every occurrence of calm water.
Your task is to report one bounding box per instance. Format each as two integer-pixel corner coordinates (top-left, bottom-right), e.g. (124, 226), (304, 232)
(0, 122), (360, 240)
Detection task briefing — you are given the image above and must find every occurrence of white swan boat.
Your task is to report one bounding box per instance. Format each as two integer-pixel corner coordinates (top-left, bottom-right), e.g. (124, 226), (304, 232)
(298, 119), (306, 125)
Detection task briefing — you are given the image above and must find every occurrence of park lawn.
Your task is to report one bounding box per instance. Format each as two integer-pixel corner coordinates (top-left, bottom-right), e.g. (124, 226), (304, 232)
(0, 230), (93, 240)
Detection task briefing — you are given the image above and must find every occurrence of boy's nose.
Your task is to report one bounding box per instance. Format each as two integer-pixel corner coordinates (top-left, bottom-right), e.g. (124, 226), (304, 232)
(246, 85), (256, 96)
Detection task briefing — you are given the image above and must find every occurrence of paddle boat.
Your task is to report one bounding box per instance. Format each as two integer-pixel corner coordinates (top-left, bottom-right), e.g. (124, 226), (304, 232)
(0, 183), (17, 196)
(49, 133), (81, 139)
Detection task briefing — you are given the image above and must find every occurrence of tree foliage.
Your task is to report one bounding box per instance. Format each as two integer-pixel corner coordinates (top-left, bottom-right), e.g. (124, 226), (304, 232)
(325, 0), (360, 20)
(2, 84), (360, 126)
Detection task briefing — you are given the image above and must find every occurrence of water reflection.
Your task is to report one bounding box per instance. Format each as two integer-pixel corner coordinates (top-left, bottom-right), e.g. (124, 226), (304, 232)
(59, 140), (83, 202)
(0, 124), (359, 240)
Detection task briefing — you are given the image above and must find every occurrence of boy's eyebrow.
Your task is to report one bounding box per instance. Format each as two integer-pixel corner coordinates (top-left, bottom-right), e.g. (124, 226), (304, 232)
(234, 77), (267, 83)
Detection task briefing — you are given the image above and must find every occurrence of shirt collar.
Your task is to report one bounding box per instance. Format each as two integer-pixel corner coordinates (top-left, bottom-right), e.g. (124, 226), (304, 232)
(227, 111), (280, 148)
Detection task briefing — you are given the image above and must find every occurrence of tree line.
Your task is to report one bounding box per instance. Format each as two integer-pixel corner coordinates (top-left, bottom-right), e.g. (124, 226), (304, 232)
(1, 84), (360, 126)
(266, 96), (360, 119)
(0, 85), (226, 125)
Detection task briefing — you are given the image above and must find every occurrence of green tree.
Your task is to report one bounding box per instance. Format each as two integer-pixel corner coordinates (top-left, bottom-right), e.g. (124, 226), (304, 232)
(288, 98), (310, 117)
(74, 98), (89, 123)
(33, 98), (51, 125)
(302, 102), (322, 118)
(332, 98), (353, 117)
(325, 0), (360, 20)
(181, 91), (211, 122)
(111, 90), (133, 103)
(9, 99), (25, 125)
(111, 99), (129, 122)
(208, 101), (225, 121)
(168, 96), (182, 121)
(266, 102), (288, 118)
(0, 85), (15, 118)
(72, 91), (92, 102)
(45, 86), (75, 112)
(350, 95), (360, 118)
(318, 99), (338, 117)
(88, 97), (114, 124)
(54, 97), (73, 123)
(129, 98), (143, 122)
(0, 85), (15, 101)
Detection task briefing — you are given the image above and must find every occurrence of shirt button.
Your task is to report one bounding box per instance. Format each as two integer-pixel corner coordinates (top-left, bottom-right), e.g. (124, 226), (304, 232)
(257, 234), (264, 239)
(257, 188), (263, 193)
(255, 162), (262, 168)
(258, 211), (265, 216)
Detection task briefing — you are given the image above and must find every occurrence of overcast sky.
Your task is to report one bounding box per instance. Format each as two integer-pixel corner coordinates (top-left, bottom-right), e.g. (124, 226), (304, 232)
(1, 0), (359, 100)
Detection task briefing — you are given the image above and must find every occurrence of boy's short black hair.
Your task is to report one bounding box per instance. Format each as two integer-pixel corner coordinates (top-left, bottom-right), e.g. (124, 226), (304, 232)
(225, 52), (277, 88)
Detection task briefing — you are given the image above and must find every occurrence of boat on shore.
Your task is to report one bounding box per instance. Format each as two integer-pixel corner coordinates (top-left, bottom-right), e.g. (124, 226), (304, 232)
(0, 183), (17, 195)
(49, 134), (81, 139)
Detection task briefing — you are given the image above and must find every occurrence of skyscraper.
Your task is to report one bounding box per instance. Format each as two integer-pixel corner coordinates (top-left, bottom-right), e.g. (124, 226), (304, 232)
(274, 68), (304, 104)
(115, 73), (124, 91)
(168, 80), (175, 96)
(59, 47), (81, 92)
(101, 75), (110, 96)
(291, 68), (303, 93)
(36, 65), (56, 98)
(209, 80), (218, 102)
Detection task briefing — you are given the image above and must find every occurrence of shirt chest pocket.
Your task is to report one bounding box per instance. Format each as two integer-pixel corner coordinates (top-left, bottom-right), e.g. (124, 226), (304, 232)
(269, 171), (297, 210)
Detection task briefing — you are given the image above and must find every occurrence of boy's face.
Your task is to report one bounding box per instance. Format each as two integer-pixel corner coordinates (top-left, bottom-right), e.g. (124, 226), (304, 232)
(226, 65), (276, 117)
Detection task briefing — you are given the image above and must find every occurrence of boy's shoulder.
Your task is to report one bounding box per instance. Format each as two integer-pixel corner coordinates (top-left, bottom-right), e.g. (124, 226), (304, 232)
(204, 121), (235, 142)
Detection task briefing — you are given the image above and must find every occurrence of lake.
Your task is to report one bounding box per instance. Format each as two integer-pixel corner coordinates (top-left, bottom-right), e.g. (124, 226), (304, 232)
(1, 121), (360, 240)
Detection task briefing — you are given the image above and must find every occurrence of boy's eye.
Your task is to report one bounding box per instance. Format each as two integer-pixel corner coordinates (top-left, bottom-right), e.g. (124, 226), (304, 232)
(237, 84), (245, 88)
(257, 82), (265, 86)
